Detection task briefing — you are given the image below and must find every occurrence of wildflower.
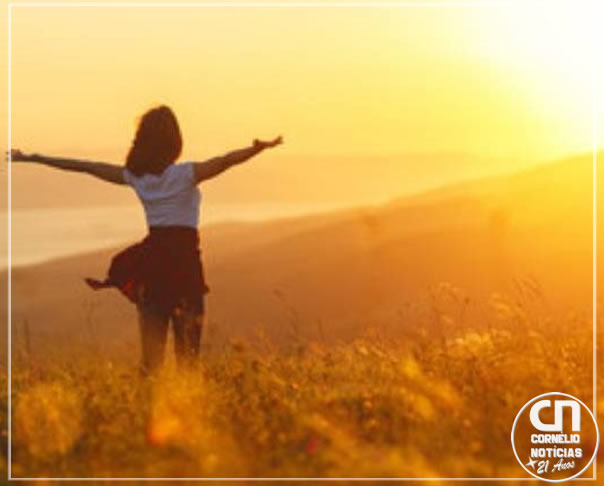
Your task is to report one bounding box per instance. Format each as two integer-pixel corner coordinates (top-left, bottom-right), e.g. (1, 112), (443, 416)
(305, 436), (319, 455)
(15, 382), (83, 458)
(400, 356), (422, 380)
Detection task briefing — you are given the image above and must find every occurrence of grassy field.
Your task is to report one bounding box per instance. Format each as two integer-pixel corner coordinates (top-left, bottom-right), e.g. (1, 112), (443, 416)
(1, 283), (601, 480)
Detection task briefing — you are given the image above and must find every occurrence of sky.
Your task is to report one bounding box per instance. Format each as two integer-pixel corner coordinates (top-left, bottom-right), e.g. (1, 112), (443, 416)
(4, 0), (604, 206)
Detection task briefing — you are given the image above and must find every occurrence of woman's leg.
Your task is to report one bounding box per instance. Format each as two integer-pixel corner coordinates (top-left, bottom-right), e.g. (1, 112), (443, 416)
(137, 302), (170, 375)
(172, 308), (204, 367)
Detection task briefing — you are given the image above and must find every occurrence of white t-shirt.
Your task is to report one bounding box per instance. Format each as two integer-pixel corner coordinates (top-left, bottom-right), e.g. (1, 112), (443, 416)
(123, 162), (201, 228)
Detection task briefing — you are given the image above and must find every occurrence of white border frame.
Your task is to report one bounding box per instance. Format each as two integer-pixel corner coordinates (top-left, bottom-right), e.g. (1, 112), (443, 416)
(6, 1), (599, 482)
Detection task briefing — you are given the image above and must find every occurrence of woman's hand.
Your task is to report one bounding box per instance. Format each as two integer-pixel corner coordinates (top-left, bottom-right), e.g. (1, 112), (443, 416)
(194, 136), (284, 184)
(5, 150), (126, 184)
(253, 136), (283, 150)
(5, 149), (42, 162)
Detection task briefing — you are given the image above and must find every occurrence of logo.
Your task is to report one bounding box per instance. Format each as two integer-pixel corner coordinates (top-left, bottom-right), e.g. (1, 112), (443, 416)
(511, 392), (599, 482)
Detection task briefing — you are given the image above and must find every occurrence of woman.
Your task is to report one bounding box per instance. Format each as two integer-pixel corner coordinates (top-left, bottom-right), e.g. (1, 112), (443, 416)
(9, 105), (283, 373)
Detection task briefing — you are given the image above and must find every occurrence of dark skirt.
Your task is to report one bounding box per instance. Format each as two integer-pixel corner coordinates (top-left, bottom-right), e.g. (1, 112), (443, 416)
(85, 226), (209, 316)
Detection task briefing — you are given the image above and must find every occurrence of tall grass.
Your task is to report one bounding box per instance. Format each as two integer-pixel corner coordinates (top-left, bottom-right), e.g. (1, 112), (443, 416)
(1, 284), (600, 479)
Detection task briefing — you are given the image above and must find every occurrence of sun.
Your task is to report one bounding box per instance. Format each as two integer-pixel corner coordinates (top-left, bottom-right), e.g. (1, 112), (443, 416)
(470, 0), (604, 154)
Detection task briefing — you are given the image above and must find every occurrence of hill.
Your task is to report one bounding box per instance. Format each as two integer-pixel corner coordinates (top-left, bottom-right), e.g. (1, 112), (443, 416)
(0, 152), (598, 361)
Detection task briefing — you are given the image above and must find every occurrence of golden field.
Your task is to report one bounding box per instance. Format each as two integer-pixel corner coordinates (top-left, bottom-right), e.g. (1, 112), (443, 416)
(1, 152), (602, 479)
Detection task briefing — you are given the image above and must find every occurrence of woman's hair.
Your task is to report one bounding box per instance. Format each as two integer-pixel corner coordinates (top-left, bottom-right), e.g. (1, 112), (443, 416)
(125, 105), (183, 176)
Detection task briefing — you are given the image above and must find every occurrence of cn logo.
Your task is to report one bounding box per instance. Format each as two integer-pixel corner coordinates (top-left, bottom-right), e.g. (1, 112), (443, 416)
(529, 399), (581, 433)
(511, 392), (600, 482)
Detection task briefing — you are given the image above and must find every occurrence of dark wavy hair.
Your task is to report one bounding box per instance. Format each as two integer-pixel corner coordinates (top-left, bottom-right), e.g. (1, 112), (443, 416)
(125, 105), (183, 176)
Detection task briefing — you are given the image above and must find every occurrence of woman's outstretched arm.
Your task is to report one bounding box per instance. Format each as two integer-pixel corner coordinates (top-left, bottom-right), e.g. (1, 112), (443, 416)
(193, 136), (283, 184)
(7, 149), (126, 185)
